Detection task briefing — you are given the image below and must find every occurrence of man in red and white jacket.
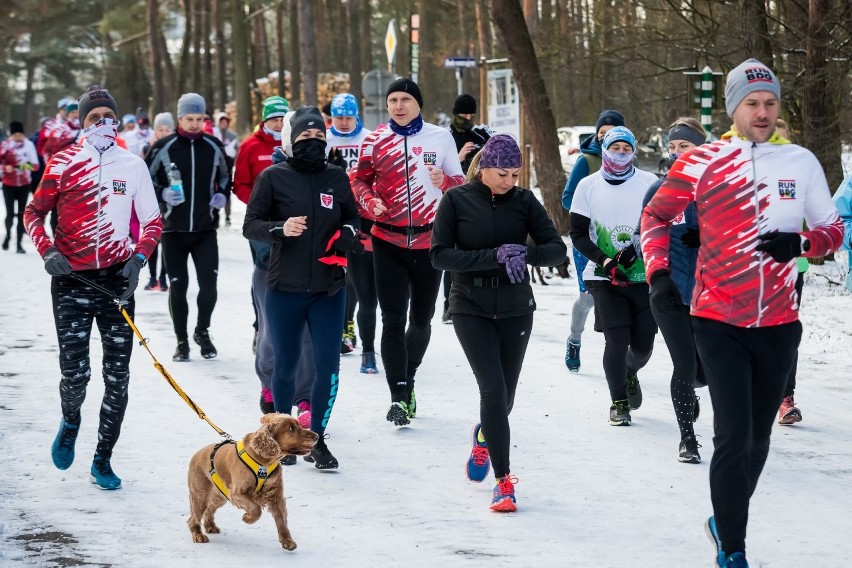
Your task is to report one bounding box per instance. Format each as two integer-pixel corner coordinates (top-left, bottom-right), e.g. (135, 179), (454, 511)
(351, 78), (464, 426)
(24, 85), (162, 491)
(641, 59), (842, 567)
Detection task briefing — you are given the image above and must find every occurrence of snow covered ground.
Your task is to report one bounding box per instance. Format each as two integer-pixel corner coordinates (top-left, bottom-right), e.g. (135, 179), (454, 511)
(1, 201), (851, 567)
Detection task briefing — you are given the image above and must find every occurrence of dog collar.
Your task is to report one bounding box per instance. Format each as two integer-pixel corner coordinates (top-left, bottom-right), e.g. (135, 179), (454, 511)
(209, 439), (280, 501)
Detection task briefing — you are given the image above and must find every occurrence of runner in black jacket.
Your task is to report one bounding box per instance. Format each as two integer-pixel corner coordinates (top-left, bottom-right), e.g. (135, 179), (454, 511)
(431, 134), (566, 512)
(243, 106), (359, 470)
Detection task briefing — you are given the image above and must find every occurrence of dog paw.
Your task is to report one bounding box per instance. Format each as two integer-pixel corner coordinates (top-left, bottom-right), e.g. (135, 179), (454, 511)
(204, 524), (220, 534)
(281, 539), (297, 551)
(192, 534), (209, 544)
(242, 512), (260, 524)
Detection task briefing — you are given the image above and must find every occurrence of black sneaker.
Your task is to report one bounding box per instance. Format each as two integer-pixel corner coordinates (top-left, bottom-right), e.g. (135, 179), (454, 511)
(173, 341), (190, 362)
(309, 437), (338, 470)
(386, 401), (410, 426)
(193, 328), (217, 359)
(1, 235), (9, 250)
(678, 435), (702, 464)
(280, 455), (297, 466)
(626, 371), (642, 410)
(15, 244), (25, 254)
(609, 400), (631, 426)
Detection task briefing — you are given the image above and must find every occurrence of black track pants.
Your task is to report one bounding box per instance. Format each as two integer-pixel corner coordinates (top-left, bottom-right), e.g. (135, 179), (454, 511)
(160, 230), (219, 341)
(347, 250), (378, 352)
(693, 317), (801, 555)
(453, 313), (533, 478)
(372, 237), (442, 401)
(51, 268), (135, 458)
(3, 185), (28, 245)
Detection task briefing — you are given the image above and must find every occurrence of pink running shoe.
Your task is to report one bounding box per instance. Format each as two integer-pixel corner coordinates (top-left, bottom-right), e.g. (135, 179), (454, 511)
(259, 386), (275, 414)
(297, 400), (312, 429)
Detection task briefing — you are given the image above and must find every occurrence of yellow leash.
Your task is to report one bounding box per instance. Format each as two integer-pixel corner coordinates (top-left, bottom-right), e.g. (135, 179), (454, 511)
(70, 273), (232, 441)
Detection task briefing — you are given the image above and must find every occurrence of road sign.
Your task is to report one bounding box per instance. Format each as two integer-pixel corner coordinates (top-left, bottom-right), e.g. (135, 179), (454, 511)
(443, 57), (478, 69)
(385, 20), (397, 71)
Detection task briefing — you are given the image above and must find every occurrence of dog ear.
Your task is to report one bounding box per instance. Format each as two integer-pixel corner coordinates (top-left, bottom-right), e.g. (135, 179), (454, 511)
(249, 422), (283, 461)
(260, 413), (281, 425)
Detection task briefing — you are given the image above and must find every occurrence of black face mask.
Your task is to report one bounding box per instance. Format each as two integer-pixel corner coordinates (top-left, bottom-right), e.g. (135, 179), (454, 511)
(289, 138), (327, 172)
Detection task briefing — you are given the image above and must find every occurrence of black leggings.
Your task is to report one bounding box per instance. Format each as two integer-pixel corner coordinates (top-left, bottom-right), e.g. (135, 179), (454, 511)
(160, 231), (219, 341)
(453, 313), (533, 478)
(651, 302), (705, 437)
(3, 185), (28, 245)
(348, 249), (378, 352)
(51, 267), (135, 458)
(587, 281), (656, 400)
(372, 237), (442, 401)
(693, 317), (801, 555)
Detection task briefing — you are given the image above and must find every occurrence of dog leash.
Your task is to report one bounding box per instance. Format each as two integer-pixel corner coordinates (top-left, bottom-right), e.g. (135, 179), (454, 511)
(69, 273), (233, 441)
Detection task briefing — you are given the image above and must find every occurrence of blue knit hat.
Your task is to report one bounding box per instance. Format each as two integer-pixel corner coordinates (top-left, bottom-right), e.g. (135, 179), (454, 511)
(602, 126), (636, 151)
(331, 93), (359, 117)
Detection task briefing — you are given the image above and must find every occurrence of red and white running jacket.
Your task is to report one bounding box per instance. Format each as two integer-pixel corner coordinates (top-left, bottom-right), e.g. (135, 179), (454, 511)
(351, 122), (464, 249)
(641, 136), (842, 328)
(25, 140), (163, 270)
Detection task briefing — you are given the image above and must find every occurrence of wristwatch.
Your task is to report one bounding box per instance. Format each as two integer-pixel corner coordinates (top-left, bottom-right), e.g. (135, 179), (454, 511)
(800, 235), (811, 253)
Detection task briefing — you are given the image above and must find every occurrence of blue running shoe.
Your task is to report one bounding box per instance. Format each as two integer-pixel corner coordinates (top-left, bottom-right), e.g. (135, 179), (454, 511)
(360, 351), (379, 374)
(51, 419), (80, 470)
(565, 340), (581, 372)
(723, 552), (749, 567)
(490, 475), (518, 512)
(466, 424), (490, 482)
(706, 516), (748, 567)
(90, 455), (122, 490)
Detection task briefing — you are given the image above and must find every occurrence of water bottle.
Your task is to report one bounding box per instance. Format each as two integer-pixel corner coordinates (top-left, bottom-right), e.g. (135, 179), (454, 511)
(168, 163), (185, 205)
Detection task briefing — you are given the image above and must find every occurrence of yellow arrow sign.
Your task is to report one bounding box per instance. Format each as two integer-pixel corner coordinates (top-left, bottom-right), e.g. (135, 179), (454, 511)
(385, 19), (397, 67)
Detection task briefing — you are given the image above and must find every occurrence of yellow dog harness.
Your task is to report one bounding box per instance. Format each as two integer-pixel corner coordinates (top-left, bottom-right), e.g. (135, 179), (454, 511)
(209, 439), (280, 500)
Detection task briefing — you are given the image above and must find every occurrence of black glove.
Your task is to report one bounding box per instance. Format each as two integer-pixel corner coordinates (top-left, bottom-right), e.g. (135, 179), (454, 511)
(318, 227), (357, 267)
(331, 225), (356, 254)
(756, 231), (801, 263)
(328, 147), (347, 169)
(44, 247), (72, 277)
(680, 228), (700, 248)
(649, 271), (681, 315)
(602, 257), (629, 287)
(615, 245), (638, 269)
(120, 254), (146, 301)
(350, 234), (366, 255)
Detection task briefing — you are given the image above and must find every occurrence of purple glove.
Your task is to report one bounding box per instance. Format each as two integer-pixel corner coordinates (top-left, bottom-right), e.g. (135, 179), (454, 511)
(209, 193), (227, 209)
(496, 243), (527, 264)
(505, 254), (527, 284)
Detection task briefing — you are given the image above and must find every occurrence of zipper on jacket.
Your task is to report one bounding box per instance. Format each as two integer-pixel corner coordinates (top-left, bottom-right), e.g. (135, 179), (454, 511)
(491, 190), (498, 318)
(404, 136), (413, 248)
(95, 150), (104, 269)
(309, 173), (316, 292)
(751, 142), (765, 326)
(189, 140), (196, 232)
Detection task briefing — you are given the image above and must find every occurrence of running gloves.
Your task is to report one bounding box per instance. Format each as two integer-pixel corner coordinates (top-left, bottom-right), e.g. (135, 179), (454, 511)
(649, 270), (680, 314)
(43, 247), (72, 277)
(756, 231), (802, 263)
(496, 244), (527, 284)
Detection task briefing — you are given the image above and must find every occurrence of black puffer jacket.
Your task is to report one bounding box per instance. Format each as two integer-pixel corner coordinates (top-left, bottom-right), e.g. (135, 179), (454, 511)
(243, 161), (359, 294)
(430, 180), (567, 318)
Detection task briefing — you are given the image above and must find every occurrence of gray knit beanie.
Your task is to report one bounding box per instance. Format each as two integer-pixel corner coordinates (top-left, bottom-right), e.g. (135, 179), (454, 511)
(724, 59), (781, 117)
(177, 93), (206, 118)
(154, 112), (175, 130)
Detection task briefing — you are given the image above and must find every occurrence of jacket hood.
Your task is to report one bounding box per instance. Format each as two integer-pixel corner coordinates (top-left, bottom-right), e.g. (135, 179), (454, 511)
(580, 133), (602, 157)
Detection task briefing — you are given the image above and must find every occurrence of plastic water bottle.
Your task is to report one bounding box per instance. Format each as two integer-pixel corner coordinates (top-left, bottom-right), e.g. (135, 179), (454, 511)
(168, 163), (185, 205)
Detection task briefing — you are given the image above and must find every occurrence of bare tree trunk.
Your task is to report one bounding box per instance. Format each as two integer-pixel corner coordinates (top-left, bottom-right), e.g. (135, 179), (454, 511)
(178, 0), (193, 94)
(348, 0), (363, 105)
(24, 59), (37, 131)
(191, 0), (203, 94)
(491, 0), (569, 233)
(148, 0), (165, 112)
(298, 0), (317, 104)
(252, 9), (270, 78)
(475, 0), (489, 114)
(212, 0), (227, 110)
(158, 28), (177, 105)
(360, 0), (371, 71)
(276, 2), (287, 98)
(289, 0), (301, 106)
(803, 0), (842, 190)
(232, 0), (252, 133)
(740, 0), (774, 64)
(203, 0), (213, 105)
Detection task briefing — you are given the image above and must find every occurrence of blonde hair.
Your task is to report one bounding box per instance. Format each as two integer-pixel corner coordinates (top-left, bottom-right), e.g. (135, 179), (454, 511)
(465, 150), (483, 183)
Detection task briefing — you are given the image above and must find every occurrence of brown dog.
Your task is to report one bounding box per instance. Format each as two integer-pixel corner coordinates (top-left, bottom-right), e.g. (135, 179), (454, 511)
(187, 413), (318, 550)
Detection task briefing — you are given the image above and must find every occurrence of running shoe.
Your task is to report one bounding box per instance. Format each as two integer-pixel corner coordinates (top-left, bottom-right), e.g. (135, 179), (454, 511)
(626, 371), (642, 409)
(565, 339), (581, 373)
(678, 434), (702, 464)
(260, 386), (275, 414)
(309, 436), (338, 470)
(296, 400), (312, 429)
(609, 400), (631, 426)
(490, 475), (518, 512)
(193, 328), (217, 359)
(466, 424), (490, 482)
(280, 455), (297, 466)
(143, 277), (159, 291)
(341, 321), (356, 354)
(778, 395), (802, 425)
(706, 516), (749, 567)
(90, 455), (122, 490)
(51, 418), (80, 470)
(360, 351), (379, 374)
(386, 401), (410, 426)
(158, 275), (169, 291)
(407, 389), (417, 418)
(173, 341), (190, 362)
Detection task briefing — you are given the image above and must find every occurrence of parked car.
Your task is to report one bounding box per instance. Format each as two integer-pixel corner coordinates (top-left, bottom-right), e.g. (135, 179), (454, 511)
(635, 127), (670, 175)
(557, 125), (596, 173)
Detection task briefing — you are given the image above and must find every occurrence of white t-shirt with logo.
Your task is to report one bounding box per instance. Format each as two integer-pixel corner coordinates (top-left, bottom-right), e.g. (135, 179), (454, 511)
(326, 127), (372, 173)
(571, 168), (658, 282)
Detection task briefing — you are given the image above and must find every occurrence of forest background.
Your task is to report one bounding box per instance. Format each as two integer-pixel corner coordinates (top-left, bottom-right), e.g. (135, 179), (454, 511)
(2, 0), (851, 233)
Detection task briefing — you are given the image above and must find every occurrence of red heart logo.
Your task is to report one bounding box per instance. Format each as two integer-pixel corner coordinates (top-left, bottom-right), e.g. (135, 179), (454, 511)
(412, 147), (423, 156)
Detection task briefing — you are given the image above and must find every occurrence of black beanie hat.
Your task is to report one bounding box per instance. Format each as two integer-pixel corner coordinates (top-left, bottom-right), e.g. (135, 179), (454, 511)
(386, 78), (423, 109)
(595, 109), (625, 133)
(9, 121), (24, 134)
(453, 94), (477, 115)
(289, 106), (327, 144)
(78, 85), (119, 124)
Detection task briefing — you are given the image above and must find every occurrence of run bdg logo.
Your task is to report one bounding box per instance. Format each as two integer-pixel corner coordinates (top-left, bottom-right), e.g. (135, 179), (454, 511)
(422, 152), (437, 166)
(745, 66), (774, 83)
(778, 179), (796, 200)
(112, 179), (127, 195)
(320, 193), (334, 209)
